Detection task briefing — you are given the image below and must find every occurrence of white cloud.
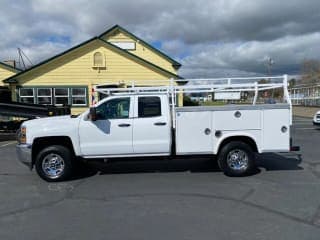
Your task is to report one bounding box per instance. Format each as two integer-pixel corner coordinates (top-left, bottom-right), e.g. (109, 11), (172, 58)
(1, 0), (320, 77)
(180, 33), (320, 77)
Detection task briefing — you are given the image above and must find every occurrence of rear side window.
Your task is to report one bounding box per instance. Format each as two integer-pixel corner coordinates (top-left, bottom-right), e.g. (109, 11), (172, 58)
(138, 97), (161, 118)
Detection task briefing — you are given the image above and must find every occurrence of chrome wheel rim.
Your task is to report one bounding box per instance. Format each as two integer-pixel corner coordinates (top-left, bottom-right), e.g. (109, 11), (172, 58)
(226, 149), (249, 171)
(42, 153), (65, 179)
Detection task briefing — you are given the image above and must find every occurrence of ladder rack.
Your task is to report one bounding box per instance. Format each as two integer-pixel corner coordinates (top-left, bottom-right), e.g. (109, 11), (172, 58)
(94, 74), (292, 126)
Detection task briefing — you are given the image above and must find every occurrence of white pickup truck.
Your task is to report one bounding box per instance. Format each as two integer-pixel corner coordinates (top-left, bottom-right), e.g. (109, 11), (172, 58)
(16, 76), (299, 181)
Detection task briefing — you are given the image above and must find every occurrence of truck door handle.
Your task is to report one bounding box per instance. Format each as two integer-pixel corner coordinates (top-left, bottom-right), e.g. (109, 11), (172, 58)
(118, 123), (131, 127)
(154, 122), (167, 126)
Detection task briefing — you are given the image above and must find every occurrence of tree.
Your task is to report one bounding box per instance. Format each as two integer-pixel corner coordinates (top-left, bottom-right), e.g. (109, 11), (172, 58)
(183, 95), (199, 106)
(258, 79), (270, 84)
(301, 59), (320, 85)
(289, 78), (296, 88)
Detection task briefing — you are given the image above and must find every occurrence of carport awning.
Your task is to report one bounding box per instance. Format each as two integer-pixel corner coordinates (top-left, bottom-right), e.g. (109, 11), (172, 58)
(4, 78), (18, 84)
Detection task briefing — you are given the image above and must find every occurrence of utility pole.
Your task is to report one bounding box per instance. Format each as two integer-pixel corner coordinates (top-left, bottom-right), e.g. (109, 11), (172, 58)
(266, 57), (274, 76)
(265, 57), (275, 99)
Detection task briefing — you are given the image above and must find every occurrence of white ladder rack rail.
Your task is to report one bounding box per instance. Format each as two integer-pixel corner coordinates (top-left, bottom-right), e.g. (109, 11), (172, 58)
(94, 74), (292, 126)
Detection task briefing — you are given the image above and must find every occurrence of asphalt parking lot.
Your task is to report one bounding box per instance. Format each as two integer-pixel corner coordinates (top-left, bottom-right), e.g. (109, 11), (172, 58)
(0, 117), (320, 240)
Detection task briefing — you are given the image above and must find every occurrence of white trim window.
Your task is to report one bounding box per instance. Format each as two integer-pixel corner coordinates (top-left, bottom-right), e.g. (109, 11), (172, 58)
(37, 88), (52, 105)
(54, 88), (69, 105)
(19, 88), (35, 104)
(72, 88), (87, 106)
(111, 42), (136, 50)
(93, 51), (105, 67)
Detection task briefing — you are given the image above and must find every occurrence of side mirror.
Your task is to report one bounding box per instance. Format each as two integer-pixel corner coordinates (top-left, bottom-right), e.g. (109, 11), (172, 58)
(89, 107), (97, 121)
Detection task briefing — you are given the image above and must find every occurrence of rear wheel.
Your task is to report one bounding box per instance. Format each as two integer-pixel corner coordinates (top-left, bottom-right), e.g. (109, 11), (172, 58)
(218, 141), (255, 177)
(35, 145), (74, 182)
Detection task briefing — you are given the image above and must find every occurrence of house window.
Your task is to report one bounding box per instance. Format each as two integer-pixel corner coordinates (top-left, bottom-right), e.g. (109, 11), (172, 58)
(93, 52), (105, 67)
(19, 88), (35, 104)
(111, 42), (136, 50)
(18, 87), (87, 106)
(37, 88), (52, 105)
(54, 88), (69, 105)
(72, 88), (87, 106)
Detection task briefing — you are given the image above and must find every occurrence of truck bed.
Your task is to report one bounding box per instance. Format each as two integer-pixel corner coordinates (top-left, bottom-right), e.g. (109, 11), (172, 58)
(175, 104), (290, 155)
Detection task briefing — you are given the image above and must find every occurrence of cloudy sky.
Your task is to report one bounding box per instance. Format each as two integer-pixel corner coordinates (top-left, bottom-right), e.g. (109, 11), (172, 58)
(0, 0), (319, 78)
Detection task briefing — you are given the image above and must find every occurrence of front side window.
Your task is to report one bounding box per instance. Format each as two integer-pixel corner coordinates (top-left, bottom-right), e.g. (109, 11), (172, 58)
(19, 88), (34, 104)
(37, 88), (52, 105)
(138, 97), (161, 118)
(96, 98), (130, 120)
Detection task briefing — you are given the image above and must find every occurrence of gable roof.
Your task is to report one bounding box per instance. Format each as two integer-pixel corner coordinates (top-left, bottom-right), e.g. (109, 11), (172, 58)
(0, 61), (21, 73)
(3, 36), (182, 84)
(98, 38), (182, 79)
(99, 25), (181, 68)
(3, 36), (98, 84)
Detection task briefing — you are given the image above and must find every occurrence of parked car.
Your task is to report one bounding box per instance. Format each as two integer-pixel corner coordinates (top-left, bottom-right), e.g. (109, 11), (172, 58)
(313, 110), (320, 126)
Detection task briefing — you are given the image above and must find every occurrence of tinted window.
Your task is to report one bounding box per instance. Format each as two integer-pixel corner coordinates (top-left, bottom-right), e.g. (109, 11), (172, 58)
(19, 88), (34, 96)
(96, 98), (130, 119)
(138, 97), (161, 118)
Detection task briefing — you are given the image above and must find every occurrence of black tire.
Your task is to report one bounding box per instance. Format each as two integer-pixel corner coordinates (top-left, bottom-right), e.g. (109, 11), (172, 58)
(217, 141), (255, 177)
(35, 145), (74, 182)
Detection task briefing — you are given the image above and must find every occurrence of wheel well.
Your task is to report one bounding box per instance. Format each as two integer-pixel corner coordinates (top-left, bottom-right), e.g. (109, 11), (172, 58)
(218, 136), (258, 154)
(32, 136), (74, 166)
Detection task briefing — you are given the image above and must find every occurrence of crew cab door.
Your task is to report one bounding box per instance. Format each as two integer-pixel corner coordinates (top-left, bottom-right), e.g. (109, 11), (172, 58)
(79, 96), (134, 156)
(132, 95), (171, 154)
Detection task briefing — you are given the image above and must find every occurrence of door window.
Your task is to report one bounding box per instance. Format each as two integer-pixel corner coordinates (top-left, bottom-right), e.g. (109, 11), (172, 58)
(96, 98), (130, 119)
(138, 97), (161, 118)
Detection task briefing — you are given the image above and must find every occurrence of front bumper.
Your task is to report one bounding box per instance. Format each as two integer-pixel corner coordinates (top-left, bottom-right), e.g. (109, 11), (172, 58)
(313, 121), (320, 126)
(16, 144), (32, 168)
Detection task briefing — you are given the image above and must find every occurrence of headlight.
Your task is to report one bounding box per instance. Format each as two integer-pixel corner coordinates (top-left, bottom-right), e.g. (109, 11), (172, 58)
(18, 126), (26, 144)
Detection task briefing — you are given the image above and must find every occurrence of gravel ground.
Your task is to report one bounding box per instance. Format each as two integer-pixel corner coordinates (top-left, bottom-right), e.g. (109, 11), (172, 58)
(293, 106), (319, 118)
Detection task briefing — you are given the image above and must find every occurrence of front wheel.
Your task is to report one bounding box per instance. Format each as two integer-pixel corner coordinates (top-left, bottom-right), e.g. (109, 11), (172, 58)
(35, 145), (74, 182)
(218, 141), (256, 177)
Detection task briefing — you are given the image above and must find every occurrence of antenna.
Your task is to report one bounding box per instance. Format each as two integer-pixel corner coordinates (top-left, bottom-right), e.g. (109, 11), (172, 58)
(17, 48), (33, 70)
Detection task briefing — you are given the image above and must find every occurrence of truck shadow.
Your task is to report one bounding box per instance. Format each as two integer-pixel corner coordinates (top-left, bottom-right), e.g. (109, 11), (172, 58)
(256, 153), (303, 171)
(88, 157), (220, 176)
(74, 153), (303, 179)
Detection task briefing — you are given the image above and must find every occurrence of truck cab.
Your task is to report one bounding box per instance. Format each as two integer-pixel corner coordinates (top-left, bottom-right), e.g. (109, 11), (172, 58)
(79, 94), (171, 157)
(16, 94), (173, 181)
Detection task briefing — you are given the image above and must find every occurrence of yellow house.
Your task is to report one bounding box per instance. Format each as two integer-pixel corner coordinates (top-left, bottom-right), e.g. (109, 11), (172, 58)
(0, 61), (21, 101)
(0, 61), (20, 85)
(3, 25), (183, 114)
